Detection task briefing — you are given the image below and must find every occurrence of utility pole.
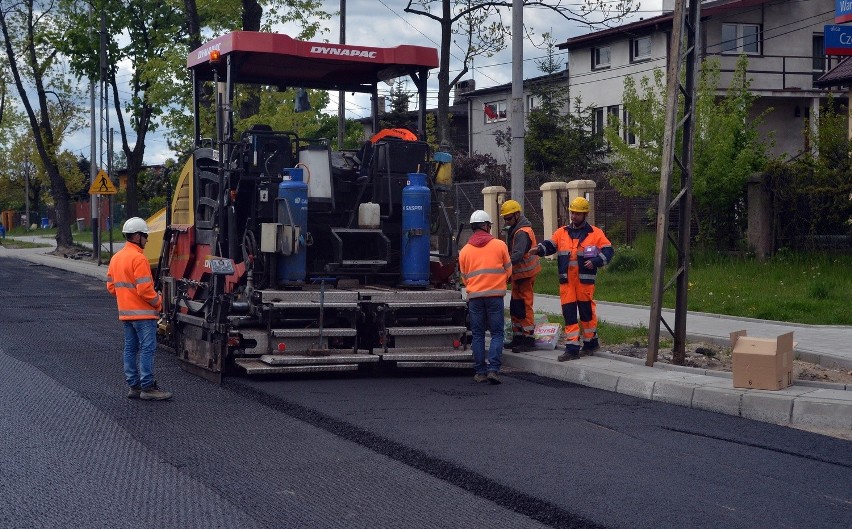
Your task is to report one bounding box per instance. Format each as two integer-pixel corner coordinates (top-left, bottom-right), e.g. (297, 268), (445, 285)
(95, 10), (107, 265)
(24, 171), (30, 230)
(646, 0), (701, 366)
(337, 0), (346, 149)
(108, 128), (114, 256)
(90, 6), (98, 243)
(510, 0), (524, 202)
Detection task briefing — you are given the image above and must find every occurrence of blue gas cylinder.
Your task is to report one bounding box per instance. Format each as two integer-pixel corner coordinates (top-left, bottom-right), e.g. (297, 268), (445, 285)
(400, 172), (430, 286)
(276, 168), (308, 285)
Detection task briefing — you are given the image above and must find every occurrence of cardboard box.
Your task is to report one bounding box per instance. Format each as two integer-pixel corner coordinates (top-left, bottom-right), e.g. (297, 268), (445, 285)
(730, 330), (795, 390)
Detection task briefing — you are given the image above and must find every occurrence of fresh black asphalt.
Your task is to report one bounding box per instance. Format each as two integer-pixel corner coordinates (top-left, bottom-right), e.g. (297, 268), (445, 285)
(1, 257), (850, 528)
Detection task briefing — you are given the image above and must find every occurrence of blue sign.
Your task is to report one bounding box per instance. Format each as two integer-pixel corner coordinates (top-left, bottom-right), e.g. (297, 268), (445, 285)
(838, 0), (852, 23)
(826, 25), (852, 55)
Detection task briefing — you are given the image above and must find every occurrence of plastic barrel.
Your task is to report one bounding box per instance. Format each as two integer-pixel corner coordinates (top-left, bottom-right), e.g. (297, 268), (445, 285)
(276, 168), (308, 285)
(400, 173), (430, 286)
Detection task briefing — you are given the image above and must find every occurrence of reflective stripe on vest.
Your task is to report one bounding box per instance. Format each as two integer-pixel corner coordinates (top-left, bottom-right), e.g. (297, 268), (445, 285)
(511, 226), (540, 280)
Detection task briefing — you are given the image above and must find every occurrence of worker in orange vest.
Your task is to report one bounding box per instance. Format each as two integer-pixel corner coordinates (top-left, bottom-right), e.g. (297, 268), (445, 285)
(500, 199), (541, 352)
(459, 210), (511, 384)
(106, 217), (172, 401)
(530, 197), (614, 361)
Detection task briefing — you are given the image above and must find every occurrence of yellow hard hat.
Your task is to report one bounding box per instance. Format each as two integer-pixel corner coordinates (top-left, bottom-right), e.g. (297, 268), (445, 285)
(568, 196), (590, 213)
(500, 199), (521, 216)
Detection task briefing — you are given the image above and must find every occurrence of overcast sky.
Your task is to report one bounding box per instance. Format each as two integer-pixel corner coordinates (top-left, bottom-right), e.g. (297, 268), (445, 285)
(63, 0), (664, 166)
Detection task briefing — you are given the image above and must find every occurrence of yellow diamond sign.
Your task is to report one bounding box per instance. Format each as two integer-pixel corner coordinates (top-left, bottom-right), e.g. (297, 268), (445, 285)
(89, 169), (117, 195)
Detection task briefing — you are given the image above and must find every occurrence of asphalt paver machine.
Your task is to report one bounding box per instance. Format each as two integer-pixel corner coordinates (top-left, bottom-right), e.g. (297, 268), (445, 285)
(152, 32), (468, 381)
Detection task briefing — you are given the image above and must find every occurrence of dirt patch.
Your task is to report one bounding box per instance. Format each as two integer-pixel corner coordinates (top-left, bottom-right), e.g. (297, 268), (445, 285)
(605, 341), (852, 385)
(51, 245), (96, 260)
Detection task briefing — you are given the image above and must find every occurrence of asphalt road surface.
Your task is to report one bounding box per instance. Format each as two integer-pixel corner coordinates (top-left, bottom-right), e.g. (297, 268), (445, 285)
(1, 257), (850, 529)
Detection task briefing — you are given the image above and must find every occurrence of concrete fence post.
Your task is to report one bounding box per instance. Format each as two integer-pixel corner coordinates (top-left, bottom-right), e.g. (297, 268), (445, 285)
(540, 182), (569, 248)
(566, 179), (597, 226)
(747, 173), (772, 261)
(481, 186), (506, 237)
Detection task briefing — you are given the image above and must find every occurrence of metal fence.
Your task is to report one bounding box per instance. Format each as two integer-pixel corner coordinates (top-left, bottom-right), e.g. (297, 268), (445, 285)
(593, 190), (656, 246)
(448, 182), (656, 247)
(452, 181), (486, 246)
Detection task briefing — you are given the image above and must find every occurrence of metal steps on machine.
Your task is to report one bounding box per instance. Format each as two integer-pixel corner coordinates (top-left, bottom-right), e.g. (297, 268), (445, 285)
(233, 285), (472, 375)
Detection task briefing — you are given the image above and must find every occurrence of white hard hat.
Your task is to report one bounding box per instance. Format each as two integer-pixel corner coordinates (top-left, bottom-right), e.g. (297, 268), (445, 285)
(469, 210), (492, 224)
(122, 217), (149, 235)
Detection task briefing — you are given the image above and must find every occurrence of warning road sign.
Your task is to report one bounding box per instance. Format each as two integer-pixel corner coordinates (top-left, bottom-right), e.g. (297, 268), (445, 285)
(89, 170), (117, 195)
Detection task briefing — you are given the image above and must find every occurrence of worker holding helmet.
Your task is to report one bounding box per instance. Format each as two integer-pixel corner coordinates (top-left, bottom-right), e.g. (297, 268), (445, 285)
(106, 217), (172, 401)
(530, 197), (614, 361)
(459, 210), (511, 384)
(500, 199), (541, 352)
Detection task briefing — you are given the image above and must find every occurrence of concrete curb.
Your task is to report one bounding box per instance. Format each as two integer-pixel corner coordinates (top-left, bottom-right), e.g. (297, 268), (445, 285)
(504, 350), (852, 432)
(524, 293), (852, 371)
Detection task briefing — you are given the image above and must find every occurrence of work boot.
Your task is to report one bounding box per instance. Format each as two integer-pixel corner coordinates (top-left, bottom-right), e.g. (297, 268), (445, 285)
(487, 371), (502, 385)
(511, 335), (536, 353)
(557, 346), (580, 362)
(473, 373), (488, 383)
(140, 382), (173, 401)
(582, 338), (600, 356)
(127, 385), (141, 399)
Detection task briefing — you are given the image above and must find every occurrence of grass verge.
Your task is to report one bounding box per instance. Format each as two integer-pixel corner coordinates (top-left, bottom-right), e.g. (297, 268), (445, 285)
(0, 238), (51, 249)
(534, 233), (852, 325)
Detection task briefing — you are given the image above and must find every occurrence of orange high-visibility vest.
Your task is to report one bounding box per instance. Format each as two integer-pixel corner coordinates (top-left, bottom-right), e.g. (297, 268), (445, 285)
(510, 225), (541, 280)
(459, 238), (511, 299)
(542, 224), (613, 285)
(106, 242), (162, 320)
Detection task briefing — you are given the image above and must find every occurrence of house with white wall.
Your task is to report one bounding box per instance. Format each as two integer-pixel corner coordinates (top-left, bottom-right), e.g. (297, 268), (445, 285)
(462, 71), (569, 161)
(559, 0), (842, 158)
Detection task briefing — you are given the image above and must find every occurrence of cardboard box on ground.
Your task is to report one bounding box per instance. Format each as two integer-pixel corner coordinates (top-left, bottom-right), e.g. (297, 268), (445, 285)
(730, 330), (795, 390)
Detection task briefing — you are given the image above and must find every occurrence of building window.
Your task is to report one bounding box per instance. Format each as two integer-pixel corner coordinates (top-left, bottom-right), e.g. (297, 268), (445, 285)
(484, 101), (507, 123)
(592, 46), (611, 69)
(527, 95), (540, 112)
(721, 23), (761, 55)
(623, 108), (637, 146)
(592, 107), (605, 135)
(607, 105), (620, 134)
(813, 34), (825, 71)
(631, 36), (652, 62)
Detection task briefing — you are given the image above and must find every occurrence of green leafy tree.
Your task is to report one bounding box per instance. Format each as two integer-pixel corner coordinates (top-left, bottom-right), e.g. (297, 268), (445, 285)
(525, 34), (606, 181)
(379, 80), (415, 131)
(312, 114), (363, 150)
(766, 95), (852, 248)
(604, 68), (667, 197)
(60, 0), (186, 218)
(0, 0), (83, 249)
(692, 56), (771, 246)
(606, 56), (771, 246)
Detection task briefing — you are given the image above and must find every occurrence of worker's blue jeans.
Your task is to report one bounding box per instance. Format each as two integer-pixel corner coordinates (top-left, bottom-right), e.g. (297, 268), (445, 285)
(468, 296), (504, 374)
(123, 319), (158, 389)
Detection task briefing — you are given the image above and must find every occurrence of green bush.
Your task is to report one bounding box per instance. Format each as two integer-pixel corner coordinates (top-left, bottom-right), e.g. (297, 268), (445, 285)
(607, 245), (641, 272)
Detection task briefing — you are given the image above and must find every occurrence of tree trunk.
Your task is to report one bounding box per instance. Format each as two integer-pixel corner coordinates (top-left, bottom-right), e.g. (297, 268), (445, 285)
(183, 0), (202, 51)
(239, 0), (263, 119)
(111, 78), (152, 218)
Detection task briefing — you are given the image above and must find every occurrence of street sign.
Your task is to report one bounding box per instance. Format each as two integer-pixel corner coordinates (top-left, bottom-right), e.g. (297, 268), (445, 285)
(837, 0), (852, 23)
(88, 169), (117, 195)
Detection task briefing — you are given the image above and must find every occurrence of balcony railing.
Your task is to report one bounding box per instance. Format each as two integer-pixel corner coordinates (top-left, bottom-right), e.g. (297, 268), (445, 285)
(705, 53), (845, 91)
